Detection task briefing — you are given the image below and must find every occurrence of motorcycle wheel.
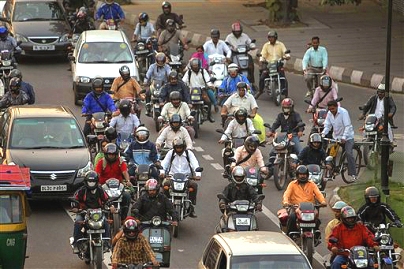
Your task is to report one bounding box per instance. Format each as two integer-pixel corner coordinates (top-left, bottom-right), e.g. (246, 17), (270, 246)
(302, 237), (314, 265)
(274, 88), (282, 106)
(172, 204), (181, 238)
(273, 162), (288, 190)
(341, 146), (362, 184)
(193, 110), (200, 138)
(363, 144), (378, 170)
(381, 263), (394, 269)
(112, 213), (121, 237)
(92, 246), (102, 269)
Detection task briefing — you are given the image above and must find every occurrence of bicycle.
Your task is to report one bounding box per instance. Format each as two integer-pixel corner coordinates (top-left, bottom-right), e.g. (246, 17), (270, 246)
(305, 71), (324, 99)
(322, 137), (362, 184)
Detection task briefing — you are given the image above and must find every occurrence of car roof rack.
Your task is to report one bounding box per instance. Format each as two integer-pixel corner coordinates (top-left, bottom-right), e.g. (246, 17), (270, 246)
(0, 165), (30, 191)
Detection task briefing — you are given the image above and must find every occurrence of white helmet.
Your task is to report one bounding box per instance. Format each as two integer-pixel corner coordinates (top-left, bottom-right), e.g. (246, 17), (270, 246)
(228, 63), (239, 72)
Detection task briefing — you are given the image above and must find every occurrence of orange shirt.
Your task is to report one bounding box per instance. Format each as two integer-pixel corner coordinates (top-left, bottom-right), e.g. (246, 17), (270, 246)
(111, 77), (142, 100)
(282, 179), (326, 206)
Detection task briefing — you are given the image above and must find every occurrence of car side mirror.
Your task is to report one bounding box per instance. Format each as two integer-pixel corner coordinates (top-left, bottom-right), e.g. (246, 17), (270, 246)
(252, 130), (261, 135)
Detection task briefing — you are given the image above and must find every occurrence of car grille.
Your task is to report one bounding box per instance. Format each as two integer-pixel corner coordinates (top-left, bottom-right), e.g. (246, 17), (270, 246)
(28, 38), (59, 44)
(30, 170), (76, 181)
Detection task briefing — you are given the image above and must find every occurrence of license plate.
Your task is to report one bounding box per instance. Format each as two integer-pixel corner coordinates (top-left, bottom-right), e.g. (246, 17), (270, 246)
(87, 229), (105, 234)
(150, 236), (163, 244)
(170, 192), (187, 197)
(41, 185), (67, 192)
(381, 245), (394, 249)
(33, 45), (55, 51)
(136, 49), (149, 54)
(238, 56), (249, 60)
(366, 131), (377, 135)
(299, 222), (316, 227)
(236, 217), (251, 226)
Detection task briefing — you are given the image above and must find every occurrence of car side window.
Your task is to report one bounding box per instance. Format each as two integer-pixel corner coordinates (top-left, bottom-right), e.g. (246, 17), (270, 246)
(203, 239), (222, 269)
(217, 251), (227, 269)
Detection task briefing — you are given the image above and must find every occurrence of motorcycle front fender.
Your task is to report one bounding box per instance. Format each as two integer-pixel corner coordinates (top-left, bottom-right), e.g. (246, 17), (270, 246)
(302, 231), (314, 238)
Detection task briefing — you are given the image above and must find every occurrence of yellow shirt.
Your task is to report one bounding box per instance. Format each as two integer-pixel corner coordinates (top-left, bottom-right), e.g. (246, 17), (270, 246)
(282, 179), (326, 206)
(111, 77), (142, 100)
(325, 219), (341, 242)
(260, 40), (288, 62)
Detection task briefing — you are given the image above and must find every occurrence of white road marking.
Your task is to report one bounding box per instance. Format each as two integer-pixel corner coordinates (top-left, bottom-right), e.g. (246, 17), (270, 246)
(210, 163), (224, 170)
(202, 154), (214, 161)
(194, 147), (204, 152)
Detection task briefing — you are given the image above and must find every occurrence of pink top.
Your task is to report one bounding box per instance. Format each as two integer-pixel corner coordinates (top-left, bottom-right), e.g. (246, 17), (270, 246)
(191, 51), (208, 70)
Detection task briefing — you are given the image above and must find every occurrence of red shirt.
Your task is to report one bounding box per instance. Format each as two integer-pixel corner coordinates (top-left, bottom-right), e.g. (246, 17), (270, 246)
(95, 158), (128, 185)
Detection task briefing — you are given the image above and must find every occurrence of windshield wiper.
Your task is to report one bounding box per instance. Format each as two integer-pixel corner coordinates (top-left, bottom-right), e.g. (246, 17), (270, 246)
(26, 146), (67, 149)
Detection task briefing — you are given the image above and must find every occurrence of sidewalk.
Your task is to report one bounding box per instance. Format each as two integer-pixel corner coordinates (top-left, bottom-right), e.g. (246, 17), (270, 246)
(123, 0), (404, 92)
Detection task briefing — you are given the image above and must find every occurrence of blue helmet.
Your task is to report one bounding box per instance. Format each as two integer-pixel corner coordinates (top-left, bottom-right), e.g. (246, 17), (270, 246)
(0, 26), (8, 40)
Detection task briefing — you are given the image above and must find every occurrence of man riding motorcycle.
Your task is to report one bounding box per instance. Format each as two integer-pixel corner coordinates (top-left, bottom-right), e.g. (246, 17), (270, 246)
(132, 12), (156, 42)
(298, 133), (329, 167)
(70, 7), (96, 34)
(95, 0), (125, 30)
(159, 70), (191, 104)
(218, 108), (255, 144)
(0, 77), (29, 109)
(218, 63), (252, 106)
(155, 1), (184, 36)
(156, 114), (193, 151)
(203, 29), (231, 62)
(109, 99), (140, 136)
(158, 19), (188, 56)
(0, 26), (22, 62)
(10, 69), (35, 105)
(306, 75), (339, 112)
(111, 65), (143, 101)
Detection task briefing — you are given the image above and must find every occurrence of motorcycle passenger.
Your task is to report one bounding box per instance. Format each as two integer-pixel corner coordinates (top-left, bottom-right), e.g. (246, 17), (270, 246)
(0, 26), (22, 62)
(225, 22), (255, 84)
(94, 139), (109, 166)
(219, 166), (262, 212)
(111, 219), (159, 268)
(359, 83), (396, 143)
(95, 143), (132, 221)
(158, 19), (188, 56)
(218, 63), (251, 106)
(111, 65), (143, 101)
(257, 30), (290, 100)
(71, 7), (96, 33)
(218, 108), (255, 144)
(156, 114), (193, 150)
(109, 99), (140, 136)
(357, 186), (402, 230)
(155, 1), (184, 36)
(132, 12), (156, 42)
(124, 126), (160, 180)
(325, 201), (348, 243)
(159, 70), (191, 104)
(82, 77), (116, 137)
(71, 171), (112, 254)
(321, 100), (357, 182)
(306, 75), (339, 112)
(182, 57), (217, 122)
(132, 178), (179, 223)
(203, 29), (232, 61)
(282, 165), (327, 243)
(298, 133), (329, 166)
(95, 0), (125, 30)
(328, 206), (379, 269)
(190, 45), (208, 70)
(161, 138), (201, 218)
(0, 77), (29, 109)
(302, 36), (328, 97)
(10, 69), (35, 105)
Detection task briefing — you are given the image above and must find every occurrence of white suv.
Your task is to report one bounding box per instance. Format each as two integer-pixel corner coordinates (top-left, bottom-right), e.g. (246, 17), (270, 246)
(69, 30), (139, 105)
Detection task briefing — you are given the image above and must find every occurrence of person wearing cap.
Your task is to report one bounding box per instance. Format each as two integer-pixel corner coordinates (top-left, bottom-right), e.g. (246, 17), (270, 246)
(203, 29), (232, 61)
(325, 201), (348, 243)
(257, 30), (290, 100)
(359, 83), (396, 143)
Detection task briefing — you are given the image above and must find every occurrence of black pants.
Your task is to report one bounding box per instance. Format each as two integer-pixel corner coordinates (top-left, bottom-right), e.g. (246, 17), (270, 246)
(83, 114), (92, 138)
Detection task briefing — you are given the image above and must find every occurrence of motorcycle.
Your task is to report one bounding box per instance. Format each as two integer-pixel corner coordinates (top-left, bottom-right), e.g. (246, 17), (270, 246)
(328, 238), (373, 269)
(102, 178), (125, 237)
(190, 87), (209, 137)
(167, 40), (188, 73)
(278, 202), (323, 265)
(260, 49), (290, 106)
(208, 54), (227, 89)
(148, 79), (163, 132)
(0, 50), (15, 96)
(85, 112), (111, 161)
(230, 39), (257, 90)
(215, 193), (265, 233)
(104, 18), (120, 30)
(135, 37), (157, 83)
(306, 159), (332, 194)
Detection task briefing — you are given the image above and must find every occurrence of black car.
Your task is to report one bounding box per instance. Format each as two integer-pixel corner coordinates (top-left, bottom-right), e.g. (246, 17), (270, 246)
(0, 105), (93, 199)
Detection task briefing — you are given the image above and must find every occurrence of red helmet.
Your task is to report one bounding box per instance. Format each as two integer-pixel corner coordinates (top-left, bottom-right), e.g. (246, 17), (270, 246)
(231, 22), (243, 37)
(281, 98), (294, 114)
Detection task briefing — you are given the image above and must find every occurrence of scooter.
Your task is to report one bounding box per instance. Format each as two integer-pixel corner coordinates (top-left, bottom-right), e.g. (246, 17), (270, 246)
(208, 54), (227, 89)
(190, 87), (209, 138)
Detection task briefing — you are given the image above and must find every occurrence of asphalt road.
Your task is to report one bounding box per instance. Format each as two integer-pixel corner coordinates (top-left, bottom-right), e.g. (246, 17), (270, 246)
(19, 30), (404, 269)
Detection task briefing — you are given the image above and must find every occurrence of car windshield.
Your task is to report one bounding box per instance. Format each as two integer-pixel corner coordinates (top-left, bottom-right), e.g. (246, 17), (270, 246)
(10, 118), (85, 149)
(231, 254), (312, 269)
(78, 42), (133, 63)
(13, 1), (65, 21)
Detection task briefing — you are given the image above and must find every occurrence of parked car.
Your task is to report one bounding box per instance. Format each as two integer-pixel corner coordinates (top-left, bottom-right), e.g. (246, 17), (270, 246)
(0, 105), (93, 199)
(198, 231), (313, 269)
(68, 30), (139, 105)
(0, 0), (72, 58)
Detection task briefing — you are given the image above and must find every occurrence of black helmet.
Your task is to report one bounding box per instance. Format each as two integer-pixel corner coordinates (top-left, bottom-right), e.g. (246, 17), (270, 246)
(84, 170), (99, 190)
(364, 186), (380, 205)
(92, 77), (104, 95)
(232, 166), (246, 185)
(10, 69), (22, 79)
(169, 114), (182, 131)
(309, 133), (322, 149)
(234, 108), (247, 125)
(319, 75), (332, 91)
(104, 126), (117, 142)
(119, 99), (131, 118)
(173, 137), (186, 155)
(162, 1), (171, 13)
(296, 165), (309, 183)
(210, 29), (220, 38)
(9, 77), (21, 93)
(119, 65), (130, 80)
(123, 219), (139, 240)
(155, 52), (166, 67)
(340, 206), (357, 228)
(135, 126), (149, 144)
(267, 30), (278, 39)
(138, 12), (149, 22)
(104, 143), (118, 162)
(244, 135), (259, 154)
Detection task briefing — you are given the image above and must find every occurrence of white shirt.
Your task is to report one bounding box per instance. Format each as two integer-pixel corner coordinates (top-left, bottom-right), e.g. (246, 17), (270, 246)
(161, 149), (201, 177)
(375, 97), (384, 119)
(156, 126), (193, 150)
(203, 40), (231, 58)
(322, 107), (354, 140)
(109, 114), (140, 134)
(223, 93), (258, 115)
(133, 22), (155, 40)
(225, 33), (251, 49)
(221, 118), (255, 141)
(160, 102), (191, 121)
(182, 69), (213, 88)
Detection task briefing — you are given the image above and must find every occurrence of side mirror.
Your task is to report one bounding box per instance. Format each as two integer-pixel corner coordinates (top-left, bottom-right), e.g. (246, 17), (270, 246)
(195, 167), (203, 172)
(252, 130), (261, 135)
(86, 134), (98, 144)
(358, 106), (364, 111)
(257, 194), (265, 201)
(210, 77), (217, 83)
(325, 156), (333, 162)
(216, 129), (225, 134)
(285, 49), (291, 54)
(263, 123), (271, 128)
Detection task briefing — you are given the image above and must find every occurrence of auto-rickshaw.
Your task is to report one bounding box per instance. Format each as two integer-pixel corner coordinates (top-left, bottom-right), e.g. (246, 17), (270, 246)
(0, 165), (30, 269)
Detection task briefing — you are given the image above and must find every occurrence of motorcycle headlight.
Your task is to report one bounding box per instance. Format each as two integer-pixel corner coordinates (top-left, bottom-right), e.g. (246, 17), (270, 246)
(137, 43), (145, 51)
(105, 189), (121, 198)
(2, 59), (11, 66)
(380, 234), (390, 245)
(171, 55), (180, 62)
(59, 34), (70, 43)
(237, 47), (247, 53)
(246, 177), (258, 186)
(235, 204), (249, 212)
(301, 212), (315, 221)
(152, 216), (162, 226)
(14, 33), (29, 43)
(353, 259), (368, 268)
(173, 182), (185, 191)
(78, 76), (91, 83)
(309, 175), (321, 184)
(95, 122), (104, 128)
(317, 118), (325, 125)
(88, 220), (103, 230)
(153, 90), (160, 97)
(77, 161), (94, 177)
(365, 124), (375, 132)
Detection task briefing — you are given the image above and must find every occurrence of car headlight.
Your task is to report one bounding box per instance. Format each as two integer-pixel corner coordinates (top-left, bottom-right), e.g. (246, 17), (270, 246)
(78, 76), (91, 83)
(14, 33), (29, 43)
(301, 212), (315, 221)
(59, 34), (70, 43)
(77, 161), (93, 177)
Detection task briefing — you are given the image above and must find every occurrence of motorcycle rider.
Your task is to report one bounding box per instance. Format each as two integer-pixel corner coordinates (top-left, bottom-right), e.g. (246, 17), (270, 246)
(124, 126), (160, 180)
(232, 136), (267, 176)
(357, 186), (402, 230)
(161, 138), (201, 218)
(158, 19), (188, 56)
(104, 126), (118, 143)
(95, 143), (132, 221)
(257, 30), (290, 100)
(218, 63), (252, 106)
(63, 0), (95, 15)
(109, 99), (140, 136)
(282, 165), (327, 243)
(132, 12), (156, 42)
(359, 83), (396, 143)
(298, 133), (329, 167)
(94, 139), (109, 166)
(182, 57), (217, 122)
(203, 29), (232, 61)
(328, 206), (380, 269)
(9, 69), (35, 105)
(302, 36), (328, 97)
(325, 201), (348, 243)
(0, 26), (22, 62)
(218, 108), (255, 144)
(81, 77), (116, 137)
(159, 70), (191, 104)
(111, 219), (159, 268)
(155, 1), (184, 36)
(322, 100), (357, 182)
(306, 75), (339, 112)
(225, 22), (255, 84)
(218, 166), (262, 212)
(95, 0), (125, 30)
(71, 171), (112, 254)
(70, 7), (95, 33)
(111, 65), (143, 101)
(0, 77), (29, 109)
(156, 114), (193, 150)
(132, 178), (179, 223)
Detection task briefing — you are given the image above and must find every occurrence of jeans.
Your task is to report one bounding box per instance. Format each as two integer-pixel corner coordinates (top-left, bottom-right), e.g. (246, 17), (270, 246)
(206, 88), (217, 106)
(343, 139), (356, 176)
(73, 213), (110, 244)
(331, 254), (373, 269)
